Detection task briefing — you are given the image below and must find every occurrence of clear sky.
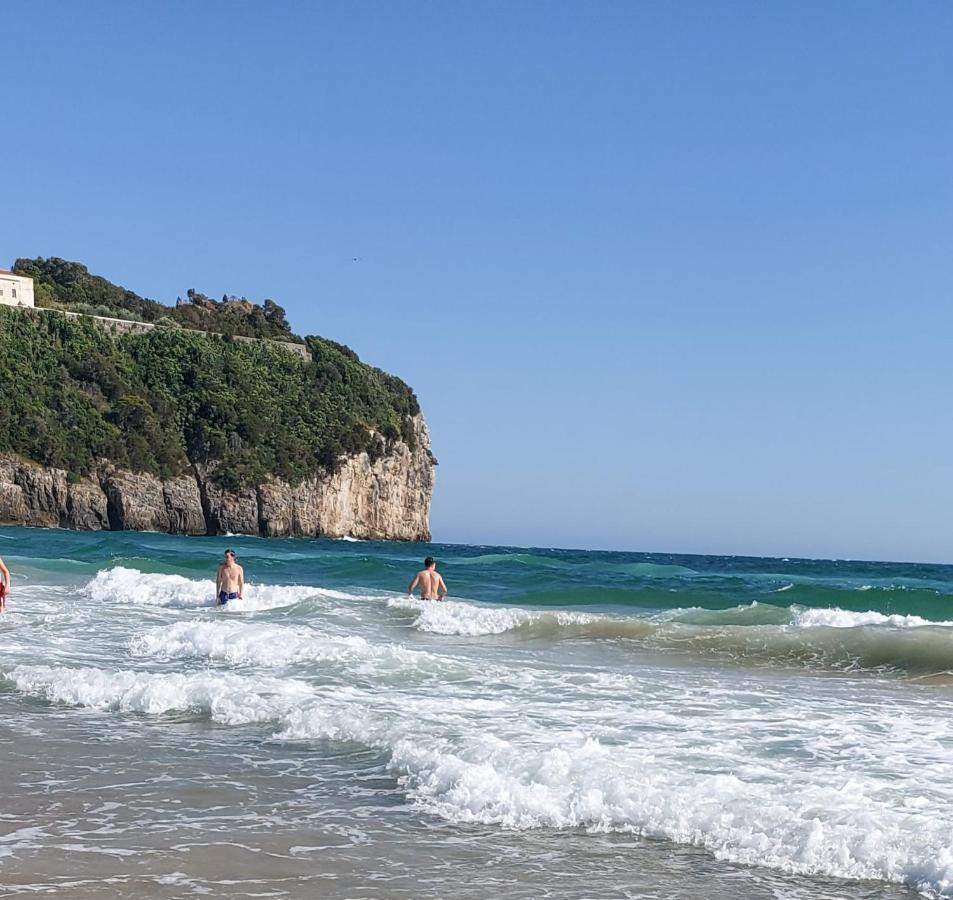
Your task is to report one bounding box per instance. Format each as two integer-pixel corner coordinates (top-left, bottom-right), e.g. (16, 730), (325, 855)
(2, 2), (952, 562)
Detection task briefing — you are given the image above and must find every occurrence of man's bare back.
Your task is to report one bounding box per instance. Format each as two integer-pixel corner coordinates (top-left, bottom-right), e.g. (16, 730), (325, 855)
(408, 557), (447, 601)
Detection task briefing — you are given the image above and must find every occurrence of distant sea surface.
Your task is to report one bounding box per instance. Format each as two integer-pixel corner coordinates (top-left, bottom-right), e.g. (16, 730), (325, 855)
(1, 526), (951, 898)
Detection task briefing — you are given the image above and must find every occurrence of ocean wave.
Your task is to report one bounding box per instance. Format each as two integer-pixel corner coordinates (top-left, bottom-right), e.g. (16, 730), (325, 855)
(792, 607), (953, 629)
(7, 661), (952, 896)
(447, 553), (701, 577)
(377, 737), (952, 898)
(448, 552), (575, 569)
(6, 664), (312, 724)
(664, 621), (953, 678)
(129, 619), (465, 677)
(85, 566), (347, 611)
(663, 601), (792, 626)
(387, 596), (638, 638)
(389, 597), (953, 678)
(743, 580), (953, 620)
(78, 566), (953, 679)
(612, 561), (699, 577)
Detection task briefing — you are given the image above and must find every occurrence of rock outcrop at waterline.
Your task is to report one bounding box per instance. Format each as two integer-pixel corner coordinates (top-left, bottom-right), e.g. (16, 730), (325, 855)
(0, 417), (434, 541)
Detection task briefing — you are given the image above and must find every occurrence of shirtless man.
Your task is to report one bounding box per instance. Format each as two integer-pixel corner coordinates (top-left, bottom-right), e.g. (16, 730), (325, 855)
(216, 549), (244, 605)
(407, 556), (447, 601)
(0, 556), (9, 610)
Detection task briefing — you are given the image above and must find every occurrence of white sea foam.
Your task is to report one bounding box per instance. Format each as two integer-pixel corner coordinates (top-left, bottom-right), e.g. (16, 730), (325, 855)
(86, 566), (335, 611)
(8, 664), (312, 724)
(0, 826), (49, 860)
(130, 619), (461, 676)
(7, 658), (953, 896)
(387, 596), (595, 636)
(131, 620), (374, 665)
(793, 606), (953, 629)
(277, 686), (953, 897)
(389, 596), (537, 635)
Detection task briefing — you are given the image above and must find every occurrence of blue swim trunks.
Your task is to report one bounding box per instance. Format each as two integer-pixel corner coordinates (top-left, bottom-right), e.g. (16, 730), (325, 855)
(218, 591), (239, 605)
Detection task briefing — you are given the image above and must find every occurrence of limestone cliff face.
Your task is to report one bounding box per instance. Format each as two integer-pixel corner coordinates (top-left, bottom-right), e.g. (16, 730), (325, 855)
(0, 416), (434, 541)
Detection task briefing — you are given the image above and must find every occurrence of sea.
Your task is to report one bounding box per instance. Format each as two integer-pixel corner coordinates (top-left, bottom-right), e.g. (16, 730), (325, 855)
(0, 526), (951, 899)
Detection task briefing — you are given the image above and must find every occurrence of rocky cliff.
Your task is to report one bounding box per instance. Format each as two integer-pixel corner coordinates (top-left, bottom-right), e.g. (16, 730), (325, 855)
(0, 416), (434, 541)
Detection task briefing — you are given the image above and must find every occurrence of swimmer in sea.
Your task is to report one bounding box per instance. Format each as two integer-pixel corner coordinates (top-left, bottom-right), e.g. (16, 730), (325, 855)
(407, 556), (447, 601)
(0, 555), (9, 610)
(216, 549), (244, 605)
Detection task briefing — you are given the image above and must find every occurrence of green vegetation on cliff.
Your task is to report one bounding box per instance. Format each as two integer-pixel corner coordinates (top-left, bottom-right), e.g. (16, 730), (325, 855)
(13, 257), (302, 342)
(0, 271), (422, 488)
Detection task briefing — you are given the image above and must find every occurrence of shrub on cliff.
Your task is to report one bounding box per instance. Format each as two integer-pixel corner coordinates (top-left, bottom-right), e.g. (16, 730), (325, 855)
(13, 257), (301, 343)
(0, 307), (422, 487)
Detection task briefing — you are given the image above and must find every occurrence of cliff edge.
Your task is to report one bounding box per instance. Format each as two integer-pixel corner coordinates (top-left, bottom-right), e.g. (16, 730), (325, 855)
(0, 414), (433, 540)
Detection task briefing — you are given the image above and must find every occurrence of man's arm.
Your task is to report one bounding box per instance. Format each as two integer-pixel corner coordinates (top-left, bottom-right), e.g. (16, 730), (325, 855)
(408, 573), (420, 596)
(215, 565), (223, 597)
(238, 566), (245, 599)
(437, 574), (448, 599)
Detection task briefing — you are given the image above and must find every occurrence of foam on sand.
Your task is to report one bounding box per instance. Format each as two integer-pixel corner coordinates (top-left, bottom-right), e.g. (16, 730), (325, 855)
(6, 660), (953, 896)
(277, 684), (953, 898)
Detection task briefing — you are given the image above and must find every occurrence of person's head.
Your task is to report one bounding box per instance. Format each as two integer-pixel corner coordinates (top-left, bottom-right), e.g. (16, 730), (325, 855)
(424, 556), (435, 569)
(223, 549), (236, 563)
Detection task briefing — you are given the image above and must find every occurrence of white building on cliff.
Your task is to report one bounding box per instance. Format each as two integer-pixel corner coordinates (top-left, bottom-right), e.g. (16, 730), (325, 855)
(0, 269), (35, 307)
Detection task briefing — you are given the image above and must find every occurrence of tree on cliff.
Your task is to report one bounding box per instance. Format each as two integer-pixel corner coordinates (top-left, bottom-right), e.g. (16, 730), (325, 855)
(13, 257), (300, 343)
(0, 299), (422, 489)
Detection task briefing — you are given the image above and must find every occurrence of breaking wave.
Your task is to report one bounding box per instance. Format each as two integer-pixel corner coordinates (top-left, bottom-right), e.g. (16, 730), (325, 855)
(85, 566), (364, 611)
(130, 619), (467, 680)
(388, 597), (953, 677)
(5, 661), (951, 897)
(6, 664), (312, 723)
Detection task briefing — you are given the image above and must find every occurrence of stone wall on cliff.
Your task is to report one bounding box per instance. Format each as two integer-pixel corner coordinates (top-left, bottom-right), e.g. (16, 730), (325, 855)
(0, 416), (434, 541)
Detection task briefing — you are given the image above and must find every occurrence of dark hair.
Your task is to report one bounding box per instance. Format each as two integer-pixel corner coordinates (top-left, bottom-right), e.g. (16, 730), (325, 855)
(225, 549), (235, 558)
(424, 556), (435, 568)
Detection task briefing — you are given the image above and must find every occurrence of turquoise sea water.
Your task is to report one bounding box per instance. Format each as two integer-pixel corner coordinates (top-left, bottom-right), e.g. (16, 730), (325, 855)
(1, 526), (952, 898)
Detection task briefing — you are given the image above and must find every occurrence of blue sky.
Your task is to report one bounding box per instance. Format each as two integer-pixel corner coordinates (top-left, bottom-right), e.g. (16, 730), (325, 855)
(2, 2), (952, 561)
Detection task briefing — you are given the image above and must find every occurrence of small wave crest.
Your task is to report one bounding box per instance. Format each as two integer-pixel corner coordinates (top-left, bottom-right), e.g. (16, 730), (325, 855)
(449, 552), (573, 569)
(792, 606), (953, 629)
(85, 566), (346, 611)
(387, 596), (654, 639)
(6, 664), (312, 724)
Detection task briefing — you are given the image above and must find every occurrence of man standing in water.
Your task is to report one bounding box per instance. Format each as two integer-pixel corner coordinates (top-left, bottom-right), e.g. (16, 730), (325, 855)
(216, 549), (244, 605)
(408, 556), (447, 601)
(0, 556), (9, 610)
